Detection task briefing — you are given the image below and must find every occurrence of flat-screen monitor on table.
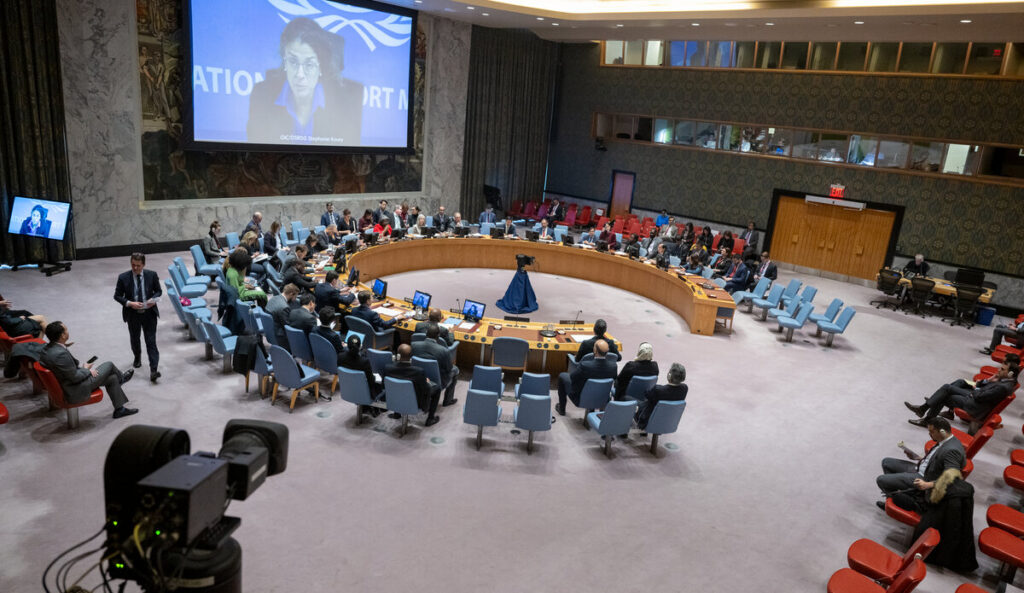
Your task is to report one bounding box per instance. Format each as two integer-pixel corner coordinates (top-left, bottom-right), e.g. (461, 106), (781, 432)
(462, 299), (485, 321)
(525, 230), (539, 242)
(412, 290), (431, 310)
(454, 226), (470, 237)
(7, 196), (71, 241)
(422, 227), (437, 238)
(372, 278), (388, 299)
(489, 227), (505, 238)
(954, 268), (985, 286)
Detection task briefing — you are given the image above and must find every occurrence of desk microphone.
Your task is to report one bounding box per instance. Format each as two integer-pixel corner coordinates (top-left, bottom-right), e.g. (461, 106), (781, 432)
(451, 298), (462, 316)
(571, 309), (582, 329)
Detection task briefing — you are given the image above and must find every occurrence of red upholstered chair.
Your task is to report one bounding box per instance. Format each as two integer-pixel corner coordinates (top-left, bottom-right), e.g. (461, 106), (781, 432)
(847, 528), (939, 585)
(641, 216), (654, 226)
(732, 238), (746, 254)
(955, 395), (1013, 433)
(611, 218), (625, 234)
(1005, 465), (1024, 492)
(978, 527), (1024, 584)
(987, 504), (1024, 538)
(827, 557), (926, 593)
(509, 200), (523, 216)
(0, 402), (8, 424)
(576, 206), (592, 227)
(625, 219), (641, 236)
(962, 458), (975, 479)
(886, 498), (921, 527)
(595, 216), (609, 230)
(533, 203), (549, 221)
(928, 421), (999, 456)
(563, 208), (576, 227)
(955, 584), (989, 593)
(31, 362), (103, 429)
(992, 345), (1022, 364)
(712, 233), (722, 250)
(522, 201), (538, 219)
(0, 327), (34, 359)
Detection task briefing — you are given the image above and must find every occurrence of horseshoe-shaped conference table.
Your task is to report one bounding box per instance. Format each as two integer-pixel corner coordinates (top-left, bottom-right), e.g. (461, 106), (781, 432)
(345, 237), (735, 375)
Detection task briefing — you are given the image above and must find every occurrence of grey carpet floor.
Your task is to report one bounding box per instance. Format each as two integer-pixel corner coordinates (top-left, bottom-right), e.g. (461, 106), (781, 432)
(0, 252), (1018, 592)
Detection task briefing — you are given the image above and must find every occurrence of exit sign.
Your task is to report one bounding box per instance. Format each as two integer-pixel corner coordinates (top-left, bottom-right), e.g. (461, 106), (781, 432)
(829, 184), (846, 198)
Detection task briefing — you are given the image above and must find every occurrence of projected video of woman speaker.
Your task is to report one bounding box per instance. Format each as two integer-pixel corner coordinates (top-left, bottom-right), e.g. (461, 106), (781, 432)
(246, 17), (363, 146)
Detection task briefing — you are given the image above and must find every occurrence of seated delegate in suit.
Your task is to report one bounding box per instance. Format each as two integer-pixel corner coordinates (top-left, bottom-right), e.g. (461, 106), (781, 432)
(287, 293), (318, 335)
(981, 317), (1024, 355)
(267, 284), (301, 350)
(717, 230), (735, 253)
(710, 248), (732, 277)
(226, 249), (268, 306)
(414, 309), (454, 346)
(372, 200), (391, 225)
(240, 231), (267, 278)
(538, 219), (554, 240)
(598, 222), (619, 251)
(314, 271), (355, 311)
(349, 290), (411, 331)
(202, 220), (229, 263)
(575, 318), (619, 362)
(384, 344), (442, 426)
(20, 204), (52, 237)
(404, 206), (421, 228)
(39, 321), (137, 418)
(283, 259), (316, 293)
(615, 342), (659, 400)
(556, 339), (618, 416)
(357, 209), (375, 233)
(545, 199), (564, 225)
(0, 295), (46, 338)
(903, 253), (930, 276)
(646, 243), (671, 270)
(479, 206), (496, 225)
(679, 222), (695, 250)
(321, 202), (341, 229)
(624, 234), (642, 258)
(434, 205), (453, 233)
(319, 224), (343, 247)
(447, 212), (468, 233)
(739, 221), (759, 253)
(904, 362), (1019, 427)
(501, 218), (516, 238)
(408, 214), (429, 236)
(723, 254), (752, 294)
(339, 334), (380, 397)
(262, 221), (283, 260)
(698, 226), (714, 249)
(278, 243), (308, 274)
(683, 254), (704, 276)
(410, 324), (459, 406)
(242, 212), (263, 239)
(337, 209), (356, 235)
(305, 232), (328, 255)
(876, 416), (965, 498)
(312, 307), (345, 364)
(579, 228), (597, 246)
(752, 252), (778, 284)
(636, 362), (688, 429)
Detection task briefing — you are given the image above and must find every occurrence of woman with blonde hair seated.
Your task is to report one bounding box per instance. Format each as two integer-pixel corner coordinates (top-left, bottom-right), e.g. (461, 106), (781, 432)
(615, 342), (659, 401)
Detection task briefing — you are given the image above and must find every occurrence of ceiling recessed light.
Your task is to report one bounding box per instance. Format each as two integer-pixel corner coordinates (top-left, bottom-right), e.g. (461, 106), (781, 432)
(691, 23), (700, 26)
(765, 22), (774, 26)
(467, 5), (474, 9)
(481, 12), (488, 15)
(853, 20), (864, 24)
(615, 24), (624, 27)
(552, 22), (559, 26)
(960, 19), (972, 23)
(536, 16), (544, 20)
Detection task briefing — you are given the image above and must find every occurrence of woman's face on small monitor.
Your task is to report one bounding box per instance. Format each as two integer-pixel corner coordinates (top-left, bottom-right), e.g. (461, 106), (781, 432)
(31, 210), (41, 224)
(283, 40), (320, 100)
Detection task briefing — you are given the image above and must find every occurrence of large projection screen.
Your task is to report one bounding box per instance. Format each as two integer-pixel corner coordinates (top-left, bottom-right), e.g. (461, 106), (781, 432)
(184, 0), (416, 153)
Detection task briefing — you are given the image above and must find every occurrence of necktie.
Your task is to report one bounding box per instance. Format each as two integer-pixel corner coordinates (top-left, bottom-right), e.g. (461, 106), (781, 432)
(136, 274), (144, 303)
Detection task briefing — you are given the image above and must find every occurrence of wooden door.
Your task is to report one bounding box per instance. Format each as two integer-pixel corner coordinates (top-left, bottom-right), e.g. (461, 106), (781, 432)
(609, 171), (635, 218)
(770, 195), (896, 280)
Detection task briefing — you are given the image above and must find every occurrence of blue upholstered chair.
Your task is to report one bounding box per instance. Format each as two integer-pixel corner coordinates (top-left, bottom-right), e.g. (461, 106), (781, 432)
(201, 319), (238, 373)
(425, 215), (433, 227)
(617, 375), (657, 402)
(809, 298), (844, 332)
(314, 225), (326, 234)
(384, 377), (420, 437)
(481, 222), (495, 236)
(586, 400), (639, 457)
(338, 366), (382, 424)
(268, 344), (320, 413)
(783, 285), (817, 308)
(291, 221), (309, 244)
(712, 277), (727, 288)
(751, 284), (785, 321)
(253, 310), (278, 346)
(225, 232), (240, 249)
(767, 290), (800, 321)
(514, 394), (551, 453)
(284, 326), (313, 363)
(463, 388), (502, 450)
(817, 307), (857, 347)
(411, 356), (442, 386)
(309, 332), (340, 396)
(249, 346), (273, 397)
(191, 244), (221, 279)
(732, 276), (772, 312)
(776, 302), (815, 342)
(345, 315), (395, 351)
(168, 264), (208, 299)
(410, 332), (427, 343)
(345, 330), (366, 346)
(470, 365), (503, 396)
(280, 228), (297, 248)
(701, 267), (714, 279)
(777, 278), (802, 307)
(578, 377), (614, 427)
(174, 257), (208, 285)
(669, 255), (681, 268)
(367, 348), (393, 377)
(515, 372), (550, 399)
(490, 337), (529, 375)
(709, 253), (721, 267)
(645, 400), (687, 454)
(235, 300), (260, 334)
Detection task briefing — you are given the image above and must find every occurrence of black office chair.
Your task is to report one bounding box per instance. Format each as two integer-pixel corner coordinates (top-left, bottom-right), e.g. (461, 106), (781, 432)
(903, 277), (936, 318)
(943, 285), (984, 329)
(871, 269), (903, 310)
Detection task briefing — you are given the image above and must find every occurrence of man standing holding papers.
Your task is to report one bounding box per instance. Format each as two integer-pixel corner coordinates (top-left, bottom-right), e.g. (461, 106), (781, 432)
(114, 253), (162, 382)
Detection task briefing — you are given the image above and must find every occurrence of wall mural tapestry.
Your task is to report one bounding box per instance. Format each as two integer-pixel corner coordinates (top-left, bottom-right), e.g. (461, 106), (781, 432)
(135, 0), (425, 201)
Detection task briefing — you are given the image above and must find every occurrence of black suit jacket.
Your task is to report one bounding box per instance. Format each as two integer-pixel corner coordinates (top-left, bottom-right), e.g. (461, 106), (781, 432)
(921, 437), (966, 481)
(384, 361), (431, 410)
(314, 283), (344, 311)
(638, 383), (688, 428)
(755, 261), (778, 281)
(964, 378), (1015, 418)
(615, 360), (660, 398)
(569, 357), (618, 398)
(312, 325), (344, 359)
(283, 268), (316, 292)
(340, 351), (377, 392)
(413, 321), (453, 346)
(288, 307), (317, 335)
(411, 338), (452, 379)
(575, 335), (619, 362)
(349, 304), (395, 331)
(39, 342), (93, 403)
(114, 269), (162, 323)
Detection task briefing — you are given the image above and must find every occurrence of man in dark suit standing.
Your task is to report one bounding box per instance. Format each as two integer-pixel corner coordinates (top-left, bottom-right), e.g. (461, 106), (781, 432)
(434, 205), (452, 233)
(320, 202), (340, 228)
(739, 221), (759, 252)
(479, 206), (496, 224)
(39, 321), (137, 418)
(556, 339), (618, 416)
(904, 362), (1018, 426)
(876, 416), (965, 498)
(113, 253), (162, 382)
(752, 251), (778, 285)
(411, 324), (458, 406)
(636, 363), (688, 429)
(384, 344), (441, 426)
(574, 319), (619, 362)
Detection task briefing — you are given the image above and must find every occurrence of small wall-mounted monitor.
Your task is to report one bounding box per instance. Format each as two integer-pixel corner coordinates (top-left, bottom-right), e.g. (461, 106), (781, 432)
(412, 290), (431, 310)
(462, 299), (485, 321)
(372, 278), (388, 299)
(7, 196), (71, 241)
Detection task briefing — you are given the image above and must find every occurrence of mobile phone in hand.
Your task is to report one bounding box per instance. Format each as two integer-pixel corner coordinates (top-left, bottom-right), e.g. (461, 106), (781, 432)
(87, 356), (98, 364)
